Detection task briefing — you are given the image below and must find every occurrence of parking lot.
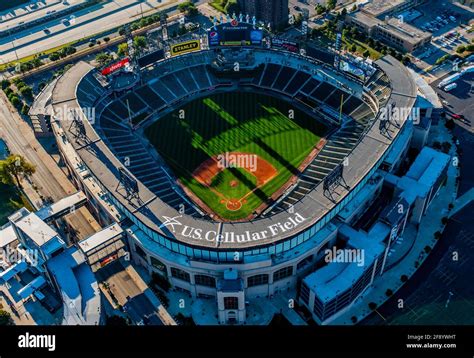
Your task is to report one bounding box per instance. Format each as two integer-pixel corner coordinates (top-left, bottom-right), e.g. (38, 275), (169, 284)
(433, 71), (474, 131)
(409, 0), (473, 69)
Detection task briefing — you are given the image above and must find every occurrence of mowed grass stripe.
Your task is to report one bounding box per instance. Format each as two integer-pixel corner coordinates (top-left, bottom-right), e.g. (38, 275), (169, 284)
(144, 92), (328, 220)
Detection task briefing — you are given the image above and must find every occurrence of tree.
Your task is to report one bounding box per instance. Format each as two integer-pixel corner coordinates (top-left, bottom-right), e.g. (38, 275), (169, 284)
(327, 0), (337, 10)
(9, 96), (21, 108)
(456, 45), (466, 54)
(178, 1), (198, 17)
(0, 310), (13, 326)
(95, 52), (112, 66)
(49, 52), (60, 61)
(21, 103), (30, 115)
(133, 36), (147, 52)
(0, 154), (36, 189)
(315, 4), (326, 15)
(363, 49), (370, 58)
(224, 0), (240, 14)
(1, 79), (10, 90)
(351, 44), (357, 52)
(117, 43), (129, 57)
(19, 86), (33, 100)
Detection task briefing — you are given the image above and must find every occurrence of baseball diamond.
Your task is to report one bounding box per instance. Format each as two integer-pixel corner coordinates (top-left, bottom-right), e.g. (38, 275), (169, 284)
(143, 91), (328, 220)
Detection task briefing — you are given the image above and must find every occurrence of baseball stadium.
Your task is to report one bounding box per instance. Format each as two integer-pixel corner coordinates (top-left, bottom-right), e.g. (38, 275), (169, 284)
(44, 20), (430, 324)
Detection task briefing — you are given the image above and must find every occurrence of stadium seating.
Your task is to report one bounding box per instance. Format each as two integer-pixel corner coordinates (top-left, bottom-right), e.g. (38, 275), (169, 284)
(80, 49), (385, 219)
(77, 72), (107, 108)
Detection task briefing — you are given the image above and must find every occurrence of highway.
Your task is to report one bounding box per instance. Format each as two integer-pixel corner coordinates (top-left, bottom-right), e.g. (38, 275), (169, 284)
(0, 0), (89, 32)
(0, 90), (100, 240)
(0, 0), (181, 64)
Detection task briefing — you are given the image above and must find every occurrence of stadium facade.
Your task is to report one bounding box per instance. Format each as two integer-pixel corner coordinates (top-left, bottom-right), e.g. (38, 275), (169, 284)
(42, 24), (447, 324)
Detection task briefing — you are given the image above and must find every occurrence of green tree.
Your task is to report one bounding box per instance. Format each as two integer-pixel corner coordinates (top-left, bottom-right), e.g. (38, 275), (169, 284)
(0, 310), (13, 326)
(224, 0), (240, 14)
(95, 52), (112, 66)
(178, 1), (198, 17)
(9, 96), (21, 108)
(363, 49), (370, 58)
(0, 154), (36, 189)
(117, 43), (129, 57)
(133, 36), (147, 52)
(49, 52), (60, 61)
(315, 4), (326, 15)
(327, 0), (337, 10)
(1, 79), (10, 90)
(19, 86), (33, 100)
(21, 103), (30, 115)
(456, 45), (466, 54)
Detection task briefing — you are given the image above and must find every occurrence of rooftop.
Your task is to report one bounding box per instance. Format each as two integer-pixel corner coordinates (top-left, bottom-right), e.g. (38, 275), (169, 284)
(47, 247), (101, 325)
(305, 223), (387, 303)
(12, 211), (65, 253)
(361, 0), (409, 18)
(78, 223), (123, 254)
(382, 17), (432, 43)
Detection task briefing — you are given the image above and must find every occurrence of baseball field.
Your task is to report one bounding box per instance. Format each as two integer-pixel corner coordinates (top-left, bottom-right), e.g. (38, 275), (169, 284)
(144, 91), (328, 220)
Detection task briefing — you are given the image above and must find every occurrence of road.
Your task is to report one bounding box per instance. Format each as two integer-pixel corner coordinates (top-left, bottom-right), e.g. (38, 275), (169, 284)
(0, 90), (100, 240)
(0, 0), (88, 32)
(0, 0), (181, 64)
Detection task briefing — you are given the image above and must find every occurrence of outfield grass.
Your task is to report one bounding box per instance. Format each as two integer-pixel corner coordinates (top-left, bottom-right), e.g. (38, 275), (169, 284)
(144, 92), (328, 220)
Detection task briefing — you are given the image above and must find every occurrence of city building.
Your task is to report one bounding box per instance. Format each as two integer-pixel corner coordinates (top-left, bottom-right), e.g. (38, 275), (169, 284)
(238, 0), (289, 29)
(360, 0), (426, 19)
(346, 11), (432, 52)
(0, 193), (128, 325)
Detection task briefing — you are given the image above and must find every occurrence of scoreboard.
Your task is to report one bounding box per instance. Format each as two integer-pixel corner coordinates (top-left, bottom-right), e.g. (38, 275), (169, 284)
(208, 21), (263, 47)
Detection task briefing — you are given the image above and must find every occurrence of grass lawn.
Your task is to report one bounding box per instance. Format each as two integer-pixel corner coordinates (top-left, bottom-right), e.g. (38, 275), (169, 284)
(144, 91), (328, 220)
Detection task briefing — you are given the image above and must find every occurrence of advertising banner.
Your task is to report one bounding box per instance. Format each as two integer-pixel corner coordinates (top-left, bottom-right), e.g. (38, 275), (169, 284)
(271, 38), (299, 53)
(170, 40), (201, 57)
(101, 58), (130, 75)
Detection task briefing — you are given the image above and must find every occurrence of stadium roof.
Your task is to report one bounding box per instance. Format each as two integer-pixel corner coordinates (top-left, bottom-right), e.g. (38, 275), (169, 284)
(52, 52), (417, 250)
